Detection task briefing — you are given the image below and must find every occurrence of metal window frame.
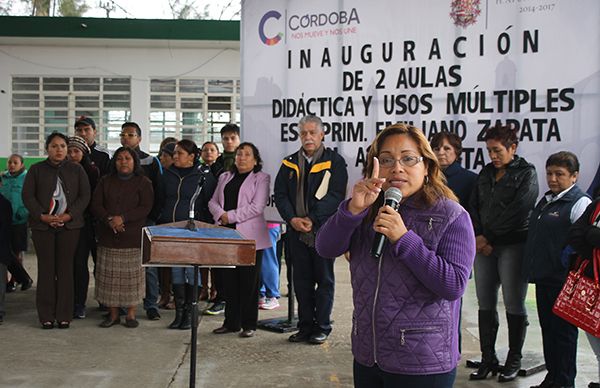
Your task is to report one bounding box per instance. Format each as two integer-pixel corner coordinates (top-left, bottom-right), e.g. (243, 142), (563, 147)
(11, 76), (131, 156)
(149, 77), (239, 153)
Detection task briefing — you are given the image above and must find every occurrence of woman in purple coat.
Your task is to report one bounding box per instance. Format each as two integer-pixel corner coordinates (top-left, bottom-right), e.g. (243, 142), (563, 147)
(208, 142), (271, 338)
(316, 124), (475, 388)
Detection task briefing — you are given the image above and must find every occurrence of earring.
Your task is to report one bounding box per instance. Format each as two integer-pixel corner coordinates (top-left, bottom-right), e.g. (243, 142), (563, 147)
(425, 176), (429, 184)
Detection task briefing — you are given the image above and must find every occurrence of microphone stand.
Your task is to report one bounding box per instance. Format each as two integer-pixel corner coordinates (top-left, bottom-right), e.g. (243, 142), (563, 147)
(186, 165), (210, 231)
(183, 164), (209, 388)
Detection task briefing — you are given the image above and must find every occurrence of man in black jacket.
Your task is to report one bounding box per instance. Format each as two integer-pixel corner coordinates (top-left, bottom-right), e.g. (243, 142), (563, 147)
(120, 122), (163, 320)
(75, 116), (111, 176)
(274, 115), (348, 344)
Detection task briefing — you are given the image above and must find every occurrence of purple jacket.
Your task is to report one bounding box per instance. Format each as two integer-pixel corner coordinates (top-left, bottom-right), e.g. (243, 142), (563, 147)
(316, 196), (475, 375)
(208, 171), (271, 250)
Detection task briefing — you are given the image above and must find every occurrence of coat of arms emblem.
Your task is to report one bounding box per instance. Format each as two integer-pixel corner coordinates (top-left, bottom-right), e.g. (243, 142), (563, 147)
(450, 0), (481, 27)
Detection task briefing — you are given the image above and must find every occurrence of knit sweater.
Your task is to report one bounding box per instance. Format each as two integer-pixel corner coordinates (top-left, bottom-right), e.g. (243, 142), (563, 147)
(91, 174), (154, 249)
(316, 196), (475, 374)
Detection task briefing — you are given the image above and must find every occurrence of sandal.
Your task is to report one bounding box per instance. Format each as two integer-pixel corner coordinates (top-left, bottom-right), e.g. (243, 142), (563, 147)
(58, 321), (70, 329)
(41, 321), (54, 329)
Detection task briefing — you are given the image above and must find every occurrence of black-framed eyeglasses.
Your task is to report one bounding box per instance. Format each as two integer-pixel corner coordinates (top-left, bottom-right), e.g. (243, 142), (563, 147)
(379, 155), (424, 168)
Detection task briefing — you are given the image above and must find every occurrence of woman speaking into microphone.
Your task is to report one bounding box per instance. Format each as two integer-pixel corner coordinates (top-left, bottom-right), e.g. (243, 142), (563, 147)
(316, 123), (475, 388)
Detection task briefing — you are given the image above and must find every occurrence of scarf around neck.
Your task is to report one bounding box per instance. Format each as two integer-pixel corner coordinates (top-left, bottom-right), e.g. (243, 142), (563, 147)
(295, 144), (325, 247)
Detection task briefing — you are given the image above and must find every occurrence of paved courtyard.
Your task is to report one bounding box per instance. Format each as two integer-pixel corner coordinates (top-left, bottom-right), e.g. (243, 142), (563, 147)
(1, 254), (598, 387)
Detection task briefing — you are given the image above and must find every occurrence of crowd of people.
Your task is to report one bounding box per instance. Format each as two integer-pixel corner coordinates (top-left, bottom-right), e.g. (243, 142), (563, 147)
(0, 114), (599, 387)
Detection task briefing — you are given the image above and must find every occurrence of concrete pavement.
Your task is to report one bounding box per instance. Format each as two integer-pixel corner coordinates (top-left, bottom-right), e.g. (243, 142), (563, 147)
(1, 253), (598, 388)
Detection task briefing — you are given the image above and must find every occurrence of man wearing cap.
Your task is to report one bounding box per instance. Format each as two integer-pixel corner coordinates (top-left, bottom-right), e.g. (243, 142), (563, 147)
(74, 116), (111, 176)
(119, 121), (163, 321)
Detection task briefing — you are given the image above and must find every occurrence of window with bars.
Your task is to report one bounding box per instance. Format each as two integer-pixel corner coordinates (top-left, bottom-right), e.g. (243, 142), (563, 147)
(149, 78), (240, 153)
(11, 76), (131, 156)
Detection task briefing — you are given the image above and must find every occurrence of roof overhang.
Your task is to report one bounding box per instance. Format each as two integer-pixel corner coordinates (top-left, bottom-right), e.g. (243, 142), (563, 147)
(0, 16), (240, 49)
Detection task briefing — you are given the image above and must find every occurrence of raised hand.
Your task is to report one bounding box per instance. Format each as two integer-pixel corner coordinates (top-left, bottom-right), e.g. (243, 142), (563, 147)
(348, 157), (386, 215)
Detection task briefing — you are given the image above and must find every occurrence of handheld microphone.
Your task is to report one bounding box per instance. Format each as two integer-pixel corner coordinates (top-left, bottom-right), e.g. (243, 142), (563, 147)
(370, 187), (403, 259)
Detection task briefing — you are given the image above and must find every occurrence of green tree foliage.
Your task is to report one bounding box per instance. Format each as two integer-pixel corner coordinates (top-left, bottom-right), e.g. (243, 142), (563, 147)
(58, 0), (88, 16)
(18, 0), (88, 16)
(31, 0), (50, 16)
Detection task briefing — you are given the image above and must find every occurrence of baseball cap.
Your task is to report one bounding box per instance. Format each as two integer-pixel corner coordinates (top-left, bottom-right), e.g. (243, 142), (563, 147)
(74, 116), (96, 129)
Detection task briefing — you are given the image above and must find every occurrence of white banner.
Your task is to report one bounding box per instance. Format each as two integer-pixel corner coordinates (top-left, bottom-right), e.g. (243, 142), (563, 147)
(242, 0), (600, 221)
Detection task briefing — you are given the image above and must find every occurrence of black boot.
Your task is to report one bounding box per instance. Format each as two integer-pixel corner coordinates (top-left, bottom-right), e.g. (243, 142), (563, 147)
(168, 284), (185, 329)
(498, 313), (528, 383)
(470, 310), (500, 380)
(179, 284), (195, 330)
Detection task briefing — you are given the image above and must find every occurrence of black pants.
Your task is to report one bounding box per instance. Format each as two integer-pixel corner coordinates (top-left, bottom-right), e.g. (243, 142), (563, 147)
(288, 231), (335, 335)
(536, 282), (578, 385)
(211, 268), (226, 303)
(222, 250), (262, 331)
(6, 256), (30, 284)
(73, 217), (97, 309)
(353, 360), (456, 388)
(32, 228), (80, 323)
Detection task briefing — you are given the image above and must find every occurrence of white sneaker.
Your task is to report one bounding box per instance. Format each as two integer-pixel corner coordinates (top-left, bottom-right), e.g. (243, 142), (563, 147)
(260, 297), (280, 310)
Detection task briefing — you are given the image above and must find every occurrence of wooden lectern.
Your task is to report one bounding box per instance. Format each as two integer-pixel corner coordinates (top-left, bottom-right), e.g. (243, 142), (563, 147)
(142, 220), (256, 267)
(141, 220), (256, 388)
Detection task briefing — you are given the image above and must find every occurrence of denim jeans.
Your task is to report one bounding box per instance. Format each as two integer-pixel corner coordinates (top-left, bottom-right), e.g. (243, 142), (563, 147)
(353, 360), (456, 388)
(171, 267), (201, 286)
(260, 225), (281, 298)
(474, 243), (528, 315)
(143, 266), (159, 312)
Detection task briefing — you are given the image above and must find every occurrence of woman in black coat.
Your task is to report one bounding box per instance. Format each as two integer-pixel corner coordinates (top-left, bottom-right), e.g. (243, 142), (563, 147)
(468, 124), (538, 382)
(157, 139), (216, 330)
(523, 152), (591, 388)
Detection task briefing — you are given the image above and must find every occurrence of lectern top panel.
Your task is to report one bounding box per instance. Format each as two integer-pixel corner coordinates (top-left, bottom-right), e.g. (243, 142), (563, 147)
(142, 221), (256, 266)
(146, 226), (244, 240)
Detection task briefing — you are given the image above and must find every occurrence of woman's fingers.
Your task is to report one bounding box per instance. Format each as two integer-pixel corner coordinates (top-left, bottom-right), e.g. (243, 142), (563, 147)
(373, 205), (404, 235)
(360, 177), (385, 194)
(372, 157), (380, 179)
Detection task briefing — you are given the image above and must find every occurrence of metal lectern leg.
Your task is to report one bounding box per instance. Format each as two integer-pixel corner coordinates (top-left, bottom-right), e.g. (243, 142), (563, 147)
(190, 265), (200, 388)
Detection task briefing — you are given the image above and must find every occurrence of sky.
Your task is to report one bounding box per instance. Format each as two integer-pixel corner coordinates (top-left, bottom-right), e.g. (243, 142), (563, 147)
(5, 0), (241, 20)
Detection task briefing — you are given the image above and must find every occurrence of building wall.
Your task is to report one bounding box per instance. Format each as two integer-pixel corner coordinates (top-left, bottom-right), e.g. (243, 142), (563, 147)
(0, 40), (241, 157)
